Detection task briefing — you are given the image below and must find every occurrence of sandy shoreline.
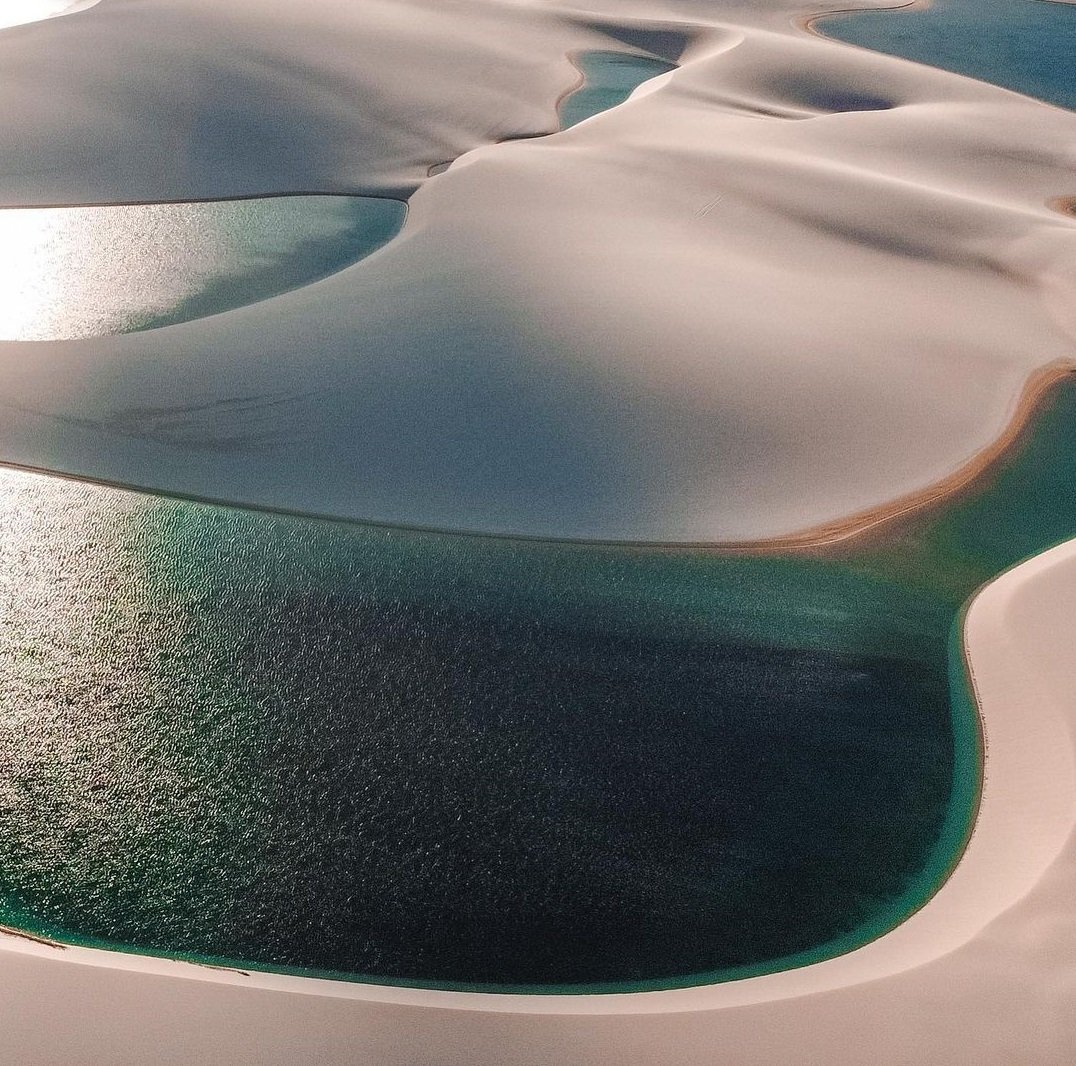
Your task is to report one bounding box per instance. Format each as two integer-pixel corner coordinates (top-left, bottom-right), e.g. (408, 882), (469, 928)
(705, 360), (1076, 555)
(3, 535), (1075, 1062)
(1, 0), (1076, 1061)
(0, 0), (1071, 541)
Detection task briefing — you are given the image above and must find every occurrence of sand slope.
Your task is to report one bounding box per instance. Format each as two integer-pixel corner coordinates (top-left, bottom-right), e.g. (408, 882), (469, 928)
(0, 0), (1071, 539)
(1, 0), (1076, 1060)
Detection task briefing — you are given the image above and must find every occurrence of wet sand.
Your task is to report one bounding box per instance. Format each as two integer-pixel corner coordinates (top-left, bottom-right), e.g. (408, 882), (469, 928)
(706, 361), (1076, 555)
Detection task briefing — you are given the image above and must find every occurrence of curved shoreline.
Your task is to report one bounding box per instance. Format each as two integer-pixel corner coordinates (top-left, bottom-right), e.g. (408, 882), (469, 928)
(796, 0), (930, 40)
(714, 360), (1076, 555)
(4, 535), (1073, 1026)
(1, 2), (1076, 1059)
(0, 360), (1069, 558)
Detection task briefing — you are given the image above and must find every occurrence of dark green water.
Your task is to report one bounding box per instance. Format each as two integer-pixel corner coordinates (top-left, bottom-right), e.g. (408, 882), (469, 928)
(818, 0), (1076, 110)
(0, 473), (959, 990)
(559, 51), (677, 130)
(1, 381), (1074, 991)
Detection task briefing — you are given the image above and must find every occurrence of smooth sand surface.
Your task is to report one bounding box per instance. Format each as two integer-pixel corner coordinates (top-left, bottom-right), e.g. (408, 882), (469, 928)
(0, 1), (99, 31)
(3, 534), (1076, 1061)
(1, 0), (1076, 1061)
(715, 361), (1076, 552)
(0, 0), (1071, 539)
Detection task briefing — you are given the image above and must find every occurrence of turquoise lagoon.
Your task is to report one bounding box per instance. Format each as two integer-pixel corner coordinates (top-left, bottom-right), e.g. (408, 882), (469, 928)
(0, 27), (1071, 989)
(427, 49), (677, 174)
(559, 52), (677, 130)
(3, 380), (1074, 991)
(817, 0), (1076, 111)
(0, 47), (671, 341)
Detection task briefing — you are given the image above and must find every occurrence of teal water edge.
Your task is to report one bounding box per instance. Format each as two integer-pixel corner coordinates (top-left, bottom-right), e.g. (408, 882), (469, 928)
(559, 51), (677, 130)
(0, 195), (405, 341)
(4, 46), (667, 341)
(426, 49), (677, 174)
(816, 0), (1076, 110)
(3, 379), (1074, 991)
(0, 472), (957, 991)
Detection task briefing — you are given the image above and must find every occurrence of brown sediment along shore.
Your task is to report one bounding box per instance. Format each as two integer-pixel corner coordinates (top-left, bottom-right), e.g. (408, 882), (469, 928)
(798, 0), (932, 39)
(704, 360), (1076, 558)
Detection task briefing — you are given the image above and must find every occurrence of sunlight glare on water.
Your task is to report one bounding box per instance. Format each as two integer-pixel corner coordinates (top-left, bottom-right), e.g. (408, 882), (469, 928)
(0, 196), (405, 341)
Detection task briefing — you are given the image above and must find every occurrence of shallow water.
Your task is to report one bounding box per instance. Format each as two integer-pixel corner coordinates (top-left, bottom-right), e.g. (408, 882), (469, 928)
(0, 196), (405, 341)
(818, 0), (1076, 110)
(427, 49), (677, 176)
(558, 51), (677, 130)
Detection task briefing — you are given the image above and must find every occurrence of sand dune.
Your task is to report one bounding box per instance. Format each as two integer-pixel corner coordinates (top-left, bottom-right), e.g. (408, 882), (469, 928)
(1, 0), (1076, 1061)
(0, 1), (100, 31)
(0, 0), (1071, 540)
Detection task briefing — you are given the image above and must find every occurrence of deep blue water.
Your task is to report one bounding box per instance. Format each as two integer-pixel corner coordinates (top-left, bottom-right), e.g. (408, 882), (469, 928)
(0, 465), (967, 991)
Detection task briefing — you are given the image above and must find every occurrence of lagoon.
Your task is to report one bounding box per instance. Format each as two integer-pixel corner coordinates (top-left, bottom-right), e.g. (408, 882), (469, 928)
(817, 0), (1076, 111)
(0, 195), (404, 341)
(559, 51), (677, 130)
(6, 380), (1076, 989)
(0, 472), (964, 991)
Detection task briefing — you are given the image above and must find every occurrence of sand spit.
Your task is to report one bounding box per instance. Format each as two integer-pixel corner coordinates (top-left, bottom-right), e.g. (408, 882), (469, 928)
(704, 360), (1076, 555)
(2, 535), (1075, 1061)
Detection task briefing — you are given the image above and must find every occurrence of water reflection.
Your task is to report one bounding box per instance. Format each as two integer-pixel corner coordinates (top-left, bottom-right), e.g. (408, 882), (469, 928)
(0, 195), (405, 341)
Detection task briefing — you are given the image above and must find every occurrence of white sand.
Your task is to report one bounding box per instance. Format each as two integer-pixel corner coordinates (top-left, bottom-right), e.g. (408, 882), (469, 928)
(1, 0), (1076, 1061)
(2, 535), (1076, 1061)
(0, 0), (1070, 539)
(0, 1), (99, 31)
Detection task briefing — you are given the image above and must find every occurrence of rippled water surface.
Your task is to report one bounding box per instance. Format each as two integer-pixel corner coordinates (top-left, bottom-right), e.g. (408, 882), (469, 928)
(8, 380), (1076, 988)
(0, 196), (405, 340)
(0, 461), (974, 990)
